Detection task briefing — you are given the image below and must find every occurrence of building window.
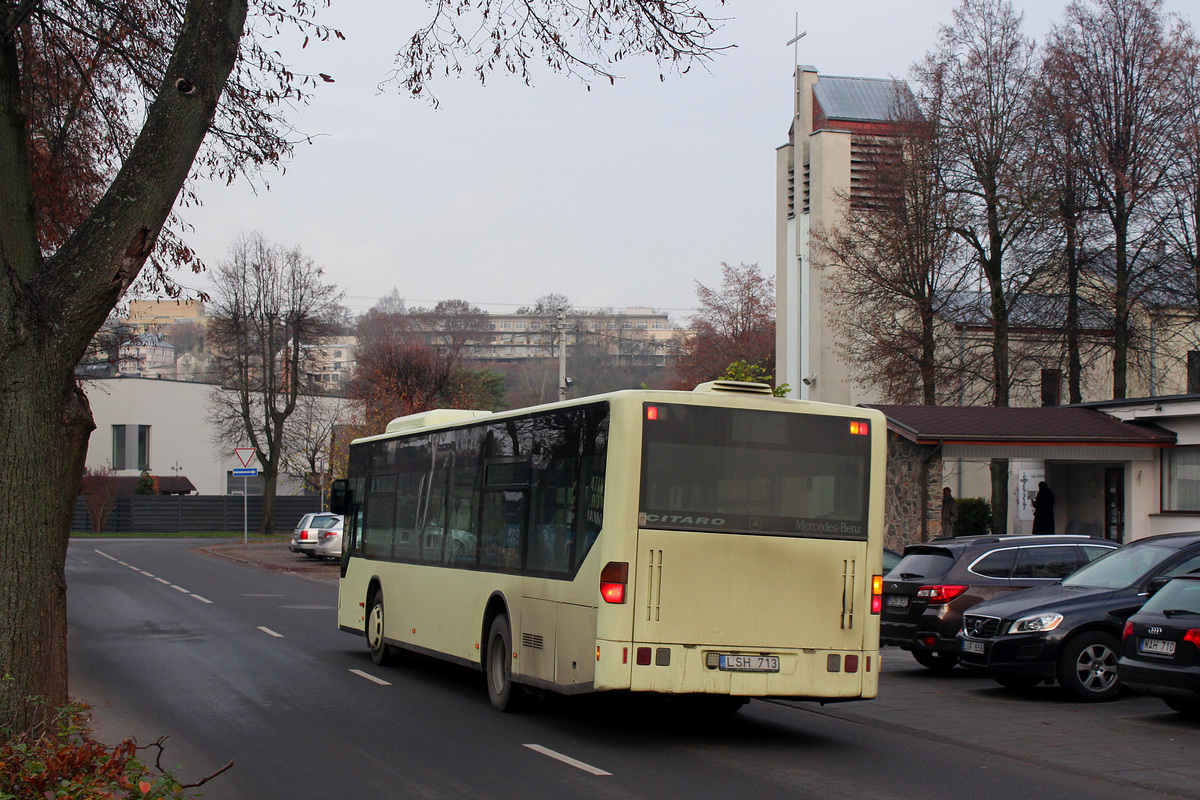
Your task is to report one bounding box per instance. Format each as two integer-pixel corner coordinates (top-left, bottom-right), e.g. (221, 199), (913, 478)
(112, 424), (151, 471)
(1164, 446), (1200, 512)
(112, 425), (126, 469)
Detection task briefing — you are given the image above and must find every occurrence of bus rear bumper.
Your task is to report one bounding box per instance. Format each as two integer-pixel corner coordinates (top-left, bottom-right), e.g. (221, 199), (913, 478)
(595, 640), (879, 699)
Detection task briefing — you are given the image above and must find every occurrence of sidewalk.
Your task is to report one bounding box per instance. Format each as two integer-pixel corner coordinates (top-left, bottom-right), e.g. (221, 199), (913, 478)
(786, 653), (1200, 799)
(198, 539), (341, 581)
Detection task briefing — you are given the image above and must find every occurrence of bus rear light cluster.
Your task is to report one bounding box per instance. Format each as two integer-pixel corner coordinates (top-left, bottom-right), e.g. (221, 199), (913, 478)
(827, 654), (871, 673)
(634, 647), (670, 666)
(871, 575), (883, 615)
(600, 561), (628, 604)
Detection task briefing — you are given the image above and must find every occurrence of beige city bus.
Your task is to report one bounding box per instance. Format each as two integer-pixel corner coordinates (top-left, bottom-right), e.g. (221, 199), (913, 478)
(331, 381), (886, 711)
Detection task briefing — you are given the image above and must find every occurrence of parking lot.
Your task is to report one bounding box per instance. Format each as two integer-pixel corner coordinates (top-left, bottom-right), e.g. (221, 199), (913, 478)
(798, 650), (1200, 799)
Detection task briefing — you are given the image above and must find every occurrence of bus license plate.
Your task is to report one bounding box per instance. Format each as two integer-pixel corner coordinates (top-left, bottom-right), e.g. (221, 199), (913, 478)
(962, 641), (985, 655)
(720, 655), (780, 672)
(1140, 638), (1176, 656)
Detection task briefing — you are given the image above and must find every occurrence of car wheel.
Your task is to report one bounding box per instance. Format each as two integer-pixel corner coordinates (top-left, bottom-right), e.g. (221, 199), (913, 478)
(911, 650), (958, 673)
(1056, 631), (1121, 702)
(485, 614), (525, 712)
(1164, 697), (1200, 717)
(366, 592), (398, 667)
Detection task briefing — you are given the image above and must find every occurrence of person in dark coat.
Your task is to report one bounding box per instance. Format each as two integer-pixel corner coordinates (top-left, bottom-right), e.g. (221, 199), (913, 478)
(1032, 481), (1055, 534)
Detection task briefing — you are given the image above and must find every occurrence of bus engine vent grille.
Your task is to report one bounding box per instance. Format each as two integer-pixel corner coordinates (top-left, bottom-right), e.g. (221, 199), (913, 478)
(521, 632), (544, 650)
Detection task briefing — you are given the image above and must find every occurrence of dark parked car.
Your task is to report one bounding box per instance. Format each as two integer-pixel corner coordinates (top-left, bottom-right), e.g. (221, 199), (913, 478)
(883, 547), (902, 575)
(1119, 574), (1200, 716)
(959, 532), (1200, 701)
(881, 535), (1116, 671)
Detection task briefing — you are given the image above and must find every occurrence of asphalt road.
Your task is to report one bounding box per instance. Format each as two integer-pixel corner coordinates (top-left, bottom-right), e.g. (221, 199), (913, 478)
(67, 539), (1195, 800)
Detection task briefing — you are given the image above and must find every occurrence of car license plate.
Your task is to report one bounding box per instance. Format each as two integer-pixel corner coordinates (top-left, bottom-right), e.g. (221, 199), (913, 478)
(1139, 638), (1176, 656)
(886, 595), (909, 609)
(962, 640), (985, 655)
(719, 654), (780, 672)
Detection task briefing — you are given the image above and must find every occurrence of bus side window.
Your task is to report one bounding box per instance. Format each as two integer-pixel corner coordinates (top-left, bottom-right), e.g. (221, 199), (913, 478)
(363, 473), (396, 560)
(480, 489), (526, 572)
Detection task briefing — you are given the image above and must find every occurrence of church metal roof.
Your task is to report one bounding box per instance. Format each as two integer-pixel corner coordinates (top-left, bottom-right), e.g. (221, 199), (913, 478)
(812, 75), (911, 123)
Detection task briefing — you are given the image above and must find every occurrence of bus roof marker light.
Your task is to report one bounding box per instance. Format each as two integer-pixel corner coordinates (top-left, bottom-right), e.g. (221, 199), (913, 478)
(850, 420), (869, 435)
(646, 405), (659, 421)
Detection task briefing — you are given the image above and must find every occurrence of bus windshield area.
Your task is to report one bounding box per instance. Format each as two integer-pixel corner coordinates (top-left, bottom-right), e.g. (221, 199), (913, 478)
(639, 403), (871, 539)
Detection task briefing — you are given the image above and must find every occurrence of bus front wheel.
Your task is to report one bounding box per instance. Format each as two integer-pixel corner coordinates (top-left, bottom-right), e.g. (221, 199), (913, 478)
(366, 592), (398, 667)
(486, 614), (525, 712)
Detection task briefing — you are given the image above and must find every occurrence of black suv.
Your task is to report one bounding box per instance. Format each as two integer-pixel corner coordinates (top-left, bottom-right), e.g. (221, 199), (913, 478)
(881, 535), (1117, 671)
(959, 532), (1200, 701)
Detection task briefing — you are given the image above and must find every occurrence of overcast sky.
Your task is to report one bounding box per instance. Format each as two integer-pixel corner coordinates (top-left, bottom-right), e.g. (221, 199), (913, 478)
(177, 0), (1194, 321)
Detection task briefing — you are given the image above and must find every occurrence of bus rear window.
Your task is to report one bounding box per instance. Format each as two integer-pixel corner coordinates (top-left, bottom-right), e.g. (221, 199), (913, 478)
(639, 404), (871, 539)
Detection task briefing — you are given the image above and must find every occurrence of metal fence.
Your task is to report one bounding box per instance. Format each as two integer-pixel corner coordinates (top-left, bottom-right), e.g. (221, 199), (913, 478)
(73, 495), (322, 534)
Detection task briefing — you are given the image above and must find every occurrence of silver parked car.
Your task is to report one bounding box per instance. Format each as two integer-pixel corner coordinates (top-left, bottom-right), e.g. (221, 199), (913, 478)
(313, 515), (344, 562)
(290, 512), (340, 558)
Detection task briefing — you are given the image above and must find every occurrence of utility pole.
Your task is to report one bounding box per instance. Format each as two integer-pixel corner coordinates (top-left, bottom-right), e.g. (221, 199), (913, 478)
(557, 308), (569, 401)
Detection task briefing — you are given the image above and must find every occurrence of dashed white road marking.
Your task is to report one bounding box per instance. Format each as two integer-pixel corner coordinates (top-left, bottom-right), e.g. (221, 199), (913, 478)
(92, 549), (212, 604)
(349, 669), (391, 686)
(523, 744), (612, 776)
(258, 626), (283, 638)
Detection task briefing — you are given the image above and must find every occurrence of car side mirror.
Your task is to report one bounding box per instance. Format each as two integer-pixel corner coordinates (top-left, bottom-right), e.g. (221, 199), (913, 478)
(1146, 576), (1171, 596)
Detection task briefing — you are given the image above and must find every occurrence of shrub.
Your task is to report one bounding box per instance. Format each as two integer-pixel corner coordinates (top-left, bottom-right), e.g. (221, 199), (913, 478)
(0, 694), (207, 799)
(954, 498), (992, 537)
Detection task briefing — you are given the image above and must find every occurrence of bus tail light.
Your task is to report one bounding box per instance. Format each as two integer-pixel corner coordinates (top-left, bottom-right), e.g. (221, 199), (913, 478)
(600, 562), (628, 604)
(871, 575), (883, 615)
(916, 585), (968, 605)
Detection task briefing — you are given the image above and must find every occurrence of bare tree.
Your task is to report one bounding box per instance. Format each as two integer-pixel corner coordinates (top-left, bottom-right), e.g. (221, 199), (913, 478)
(1047, 0), (1195, 398)
(397, 0), (729, 103)
(813, 85), (967, 405)
(207, 232), (341, 534)
(913, 0), (1042, 408)
(281, 392), (345, 500)
(1159, 30), (1200, 316)
(672, 262), (776, 389)
(1033, 44), (1106, 404)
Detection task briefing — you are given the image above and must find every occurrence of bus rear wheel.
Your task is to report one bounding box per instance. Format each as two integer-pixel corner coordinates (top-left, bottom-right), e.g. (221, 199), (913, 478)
(486, 614), (525, 712)
(366, 592), (398, 666)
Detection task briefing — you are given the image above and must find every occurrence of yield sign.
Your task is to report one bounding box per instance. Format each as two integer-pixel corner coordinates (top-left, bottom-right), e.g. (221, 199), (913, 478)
(234, 447), (256, 467)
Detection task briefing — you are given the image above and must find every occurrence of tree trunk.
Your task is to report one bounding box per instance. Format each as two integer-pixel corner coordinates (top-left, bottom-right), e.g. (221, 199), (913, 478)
(0, 345), (92, 730)
(1112, 196), (1130, 400)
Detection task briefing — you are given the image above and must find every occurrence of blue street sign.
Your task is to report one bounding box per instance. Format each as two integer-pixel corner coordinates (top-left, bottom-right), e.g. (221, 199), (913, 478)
(233, 468), (258, 477)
